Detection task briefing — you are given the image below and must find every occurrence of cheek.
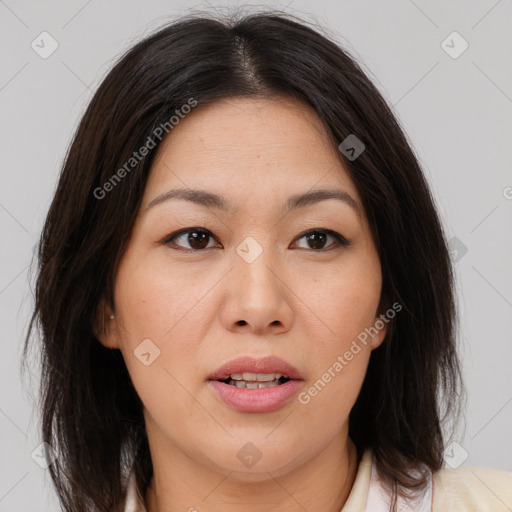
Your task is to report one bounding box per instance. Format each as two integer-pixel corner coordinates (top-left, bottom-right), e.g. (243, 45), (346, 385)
(114, 246), (207, 345)
(290, 248), (381, 419)
(112, 248), (214, 414)
(294, 311), (373, 439)
(295, 252), (382, 344)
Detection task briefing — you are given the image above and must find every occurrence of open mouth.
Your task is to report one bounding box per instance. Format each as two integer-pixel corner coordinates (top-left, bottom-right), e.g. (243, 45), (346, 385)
(218, 373), (291, 389)
(208, 366), (303, 412)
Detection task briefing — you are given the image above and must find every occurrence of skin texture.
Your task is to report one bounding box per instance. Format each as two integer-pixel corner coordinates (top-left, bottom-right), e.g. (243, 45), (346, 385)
(97, 96), (387, 512)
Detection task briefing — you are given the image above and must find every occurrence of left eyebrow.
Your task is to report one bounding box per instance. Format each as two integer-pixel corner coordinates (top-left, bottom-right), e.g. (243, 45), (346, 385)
(284, 189), (360, 217)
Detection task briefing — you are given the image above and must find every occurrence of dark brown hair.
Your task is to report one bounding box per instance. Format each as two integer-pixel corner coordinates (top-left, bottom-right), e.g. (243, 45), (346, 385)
(23, 8), (464, 512)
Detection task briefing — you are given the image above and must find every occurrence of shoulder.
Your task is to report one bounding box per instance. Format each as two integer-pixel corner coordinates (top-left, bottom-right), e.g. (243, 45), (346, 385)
(432, 464), (512, 511)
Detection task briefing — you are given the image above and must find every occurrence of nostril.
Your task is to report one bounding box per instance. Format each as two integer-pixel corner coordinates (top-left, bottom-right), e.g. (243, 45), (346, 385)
(237, 320), (247, 326)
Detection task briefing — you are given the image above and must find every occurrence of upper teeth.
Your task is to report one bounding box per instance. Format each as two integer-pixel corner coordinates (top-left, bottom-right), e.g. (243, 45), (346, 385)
(229, 373), (288, 381)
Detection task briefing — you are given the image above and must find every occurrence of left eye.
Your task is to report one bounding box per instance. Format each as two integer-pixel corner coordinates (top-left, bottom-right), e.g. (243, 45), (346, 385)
(293, 229), (349, 251)
(162, 228), (349, 252)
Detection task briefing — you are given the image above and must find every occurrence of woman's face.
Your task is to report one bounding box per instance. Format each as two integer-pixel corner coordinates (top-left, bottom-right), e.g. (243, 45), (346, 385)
(99, 96), (387, 478)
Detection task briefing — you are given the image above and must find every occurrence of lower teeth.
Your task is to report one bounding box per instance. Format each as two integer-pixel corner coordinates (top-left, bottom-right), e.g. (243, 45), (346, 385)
(226, 379), (283, 389)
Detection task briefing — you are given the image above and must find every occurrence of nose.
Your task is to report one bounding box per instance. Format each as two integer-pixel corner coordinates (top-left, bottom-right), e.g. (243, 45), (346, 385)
(220, 240), (294, 336)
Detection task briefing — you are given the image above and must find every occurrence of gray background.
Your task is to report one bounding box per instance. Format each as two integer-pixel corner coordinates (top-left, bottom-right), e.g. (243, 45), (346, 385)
(1, 0), (511, 510)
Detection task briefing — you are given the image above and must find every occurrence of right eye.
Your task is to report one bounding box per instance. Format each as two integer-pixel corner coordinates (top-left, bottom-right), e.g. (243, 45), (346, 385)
(161, 228), (220, 252)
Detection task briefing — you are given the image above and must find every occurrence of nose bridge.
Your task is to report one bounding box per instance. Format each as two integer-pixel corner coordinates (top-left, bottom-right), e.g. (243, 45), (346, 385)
(220, 233), (293, 333)
(233, 234), (282, 299)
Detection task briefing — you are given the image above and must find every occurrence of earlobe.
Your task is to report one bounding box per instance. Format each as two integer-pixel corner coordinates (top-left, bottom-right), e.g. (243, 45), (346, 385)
(370, 327), (387, 350)
(93, 298), (120, 349)
(369, 314), (389, 350)
(369, 295), (391, 350)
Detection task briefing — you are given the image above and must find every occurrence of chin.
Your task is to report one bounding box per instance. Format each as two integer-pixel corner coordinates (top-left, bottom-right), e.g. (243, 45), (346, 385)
(198, 436), (306, 478)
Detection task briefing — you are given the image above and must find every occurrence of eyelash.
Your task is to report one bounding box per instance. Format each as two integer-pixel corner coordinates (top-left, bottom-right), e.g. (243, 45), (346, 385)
(161, 227), (350, 253)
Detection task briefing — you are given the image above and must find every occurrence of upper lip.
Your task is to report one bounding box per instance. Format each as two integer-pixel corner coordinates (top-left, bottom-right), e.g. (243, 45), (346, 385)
(207, 355), (304, 381)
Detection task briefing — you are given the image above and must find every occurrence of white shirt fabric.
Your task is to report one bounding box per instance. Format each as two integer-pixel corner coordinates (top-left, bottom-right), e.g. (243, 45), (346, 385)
(122, 448), (512, 511)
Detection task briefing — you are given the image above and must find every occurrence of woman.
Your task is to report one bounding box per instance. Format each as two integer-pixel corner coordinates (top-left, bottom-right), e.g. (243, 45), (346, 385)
(23, 9), (512, 512)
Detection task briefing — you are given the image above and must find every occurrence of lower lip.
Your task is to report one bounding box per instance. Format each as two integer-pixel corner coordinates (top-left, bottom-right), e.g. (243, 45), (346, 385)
(208, 379), (303, 413)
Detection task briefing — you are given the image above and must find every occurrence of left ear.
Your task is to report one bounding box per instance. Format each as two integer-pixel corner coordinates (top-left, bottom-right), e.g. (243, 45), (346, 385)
(369, 314), (388, 350)
(369, 296), (391, 350)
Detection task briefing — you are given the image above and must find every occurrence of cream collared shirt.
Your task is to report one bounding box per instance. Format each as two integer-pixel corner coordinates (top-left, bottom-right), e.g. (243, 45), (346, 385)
(123, 448), (512, 511)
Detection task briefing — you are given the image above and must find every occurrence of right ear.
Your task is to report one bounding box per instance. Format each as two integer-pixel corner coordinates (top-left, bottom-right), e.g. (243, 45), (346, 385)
(93, 297), (120, 349)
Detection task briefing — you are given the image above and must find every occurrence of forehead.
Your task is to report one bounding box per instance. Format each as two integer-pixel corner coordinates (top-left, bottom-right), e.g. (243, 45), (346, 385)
(143, 96), (360, 211)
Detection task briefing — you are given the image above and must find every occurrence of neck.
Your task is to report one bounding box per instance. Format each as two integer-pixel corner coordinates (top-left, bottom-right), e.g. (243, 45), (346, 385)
(144, 428), (359, 512)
